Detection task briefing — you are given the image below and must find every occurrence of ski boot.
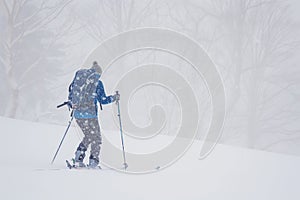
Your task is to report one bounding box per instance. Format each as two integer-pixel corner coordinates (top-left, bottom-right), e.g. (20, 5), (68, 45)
(88, 155), (99, 168)
(74, 150), (86, 168)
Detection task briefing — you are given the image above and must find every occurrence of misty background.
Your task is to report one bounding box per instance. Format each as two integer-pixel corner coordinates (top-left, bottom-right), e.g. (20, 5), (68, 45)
(0, 0), (299, 156)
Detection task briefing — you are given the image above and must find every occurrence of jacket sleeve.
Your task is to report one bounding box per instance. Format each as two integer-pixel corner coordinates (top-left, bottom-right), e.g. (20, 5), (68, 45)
(96, 80), (115, 105)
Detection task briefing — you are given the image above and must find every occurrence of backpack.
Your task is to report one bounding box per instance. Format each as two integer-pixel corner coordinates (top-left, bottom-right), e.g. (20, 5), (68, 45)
(69, 69), (100, 114)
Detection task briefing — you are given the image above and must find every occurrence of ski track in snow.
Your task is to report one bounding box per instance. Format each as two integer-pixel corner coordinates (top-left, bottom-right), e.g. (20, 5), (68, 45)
(1, 116), (300, 200)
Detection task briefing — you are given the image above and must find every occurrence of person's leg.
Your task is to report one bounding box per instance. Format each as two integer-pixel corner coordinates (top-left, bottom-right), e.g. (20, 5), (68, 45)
(76, 119), (94, 147)
(88, 118), (102, 167)
(74, 119), (92, 165)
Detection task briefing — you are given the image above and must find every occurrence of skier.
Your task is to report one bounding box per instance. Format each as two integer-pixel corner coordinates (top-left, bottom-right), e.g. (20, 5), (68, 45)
(68, 61), (119, 168)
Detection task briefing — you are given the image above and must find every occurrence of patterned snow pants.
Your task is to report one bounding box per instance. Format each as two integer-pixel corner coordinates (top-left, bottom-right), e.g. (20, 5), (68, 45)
(75, 118), (102, 160)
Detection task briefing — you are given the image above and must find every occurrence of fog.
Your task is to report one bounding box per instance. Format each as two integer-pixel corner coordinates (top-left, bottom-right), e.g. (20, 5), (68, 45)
(1, 0), (299, 156)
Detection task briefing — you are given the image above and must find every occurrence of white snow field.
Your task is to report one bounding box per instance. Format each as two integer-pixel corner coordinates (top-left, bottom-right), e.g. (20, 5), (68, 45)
(1, 116), (300, 200)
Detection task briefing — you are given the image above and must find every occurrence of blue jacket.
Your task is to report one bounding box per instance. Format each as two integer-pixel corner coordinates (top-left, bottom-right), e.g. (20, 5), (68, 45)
(68, 70), (115, 119)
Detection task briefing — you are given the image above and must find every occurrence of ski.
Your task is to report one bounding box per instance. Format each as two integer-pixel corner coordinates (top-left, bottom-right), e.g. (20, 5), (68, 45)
(66, 160), (74, 169)
(35, 162), (123, 171)
(66, 159), (102, 170)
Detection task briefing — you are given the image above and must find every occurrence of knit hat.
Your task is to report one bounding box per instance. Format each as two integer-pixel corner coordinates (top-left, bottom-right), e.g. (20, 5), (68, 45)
(91, 61), (102, 75)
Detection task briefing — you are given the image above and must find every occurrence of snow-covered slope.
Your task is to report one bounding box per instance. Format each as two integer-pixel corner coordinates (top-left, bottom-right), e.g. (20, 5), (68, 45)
(1, 116), (300, 200)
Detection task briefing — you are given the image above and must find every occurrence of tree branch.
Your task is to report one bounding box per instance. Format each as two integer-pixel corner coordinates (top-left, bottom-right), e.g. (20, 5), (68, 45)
(2, 0), (11, 16)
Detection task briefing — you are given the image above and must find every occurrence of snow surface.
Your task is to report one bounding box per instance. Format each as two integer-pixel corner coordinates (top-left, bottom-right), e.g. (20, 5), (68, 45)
(1, 116), (300, 200)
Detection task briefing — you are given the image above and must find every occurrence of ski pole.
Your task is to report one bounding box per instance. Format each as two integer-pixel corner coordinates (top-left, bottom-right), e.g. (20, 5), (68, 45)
(116, 91), (128, 170)
(51, 112), (74, 164)
(57, 101), (69, 108)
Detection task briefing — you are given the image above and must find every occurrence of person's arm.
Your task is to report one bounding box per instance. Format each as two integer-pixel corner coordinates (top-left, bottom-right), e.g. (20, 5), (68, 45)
(68, 71), (78, 102)
(96, 80), (115, 105)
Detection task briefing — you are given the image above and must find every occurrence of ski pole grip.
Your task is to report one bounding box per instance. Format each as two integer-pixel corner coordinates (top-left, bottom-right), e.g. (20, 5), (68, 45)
(115, 91), (120, 102)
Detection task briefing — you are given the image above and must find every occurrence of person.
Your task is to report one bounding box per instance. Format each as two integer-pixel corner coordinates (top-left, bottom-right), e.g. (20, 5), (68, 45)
(68, 61), (119, 168)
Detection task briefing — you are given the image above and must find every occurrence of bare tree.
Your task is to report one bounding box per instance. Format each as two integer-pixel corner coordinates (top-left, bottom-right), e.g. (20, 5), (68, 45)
(199, 0), (300, 150)
(0, 0), (73, 119)
(244, 2), (300, 149)
(164, 0), (300, 154)
(73, 0), (154, 42)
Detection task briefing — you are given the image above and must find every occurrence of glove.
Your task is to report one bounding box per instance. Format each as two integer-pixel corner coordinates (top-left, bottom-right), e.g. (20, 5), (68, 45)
(113, 93), (120, 102)
(67, 101), (72, 109)
(67, 101), (78, 109)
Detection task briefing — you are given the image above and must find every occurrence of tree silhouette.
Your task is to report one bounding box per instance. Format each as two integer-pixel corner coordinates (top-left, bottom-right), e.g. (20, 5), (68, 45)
(165, 0), (300, 153)
(196, 0), (300, 150)
(0, 0), (73, 119)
